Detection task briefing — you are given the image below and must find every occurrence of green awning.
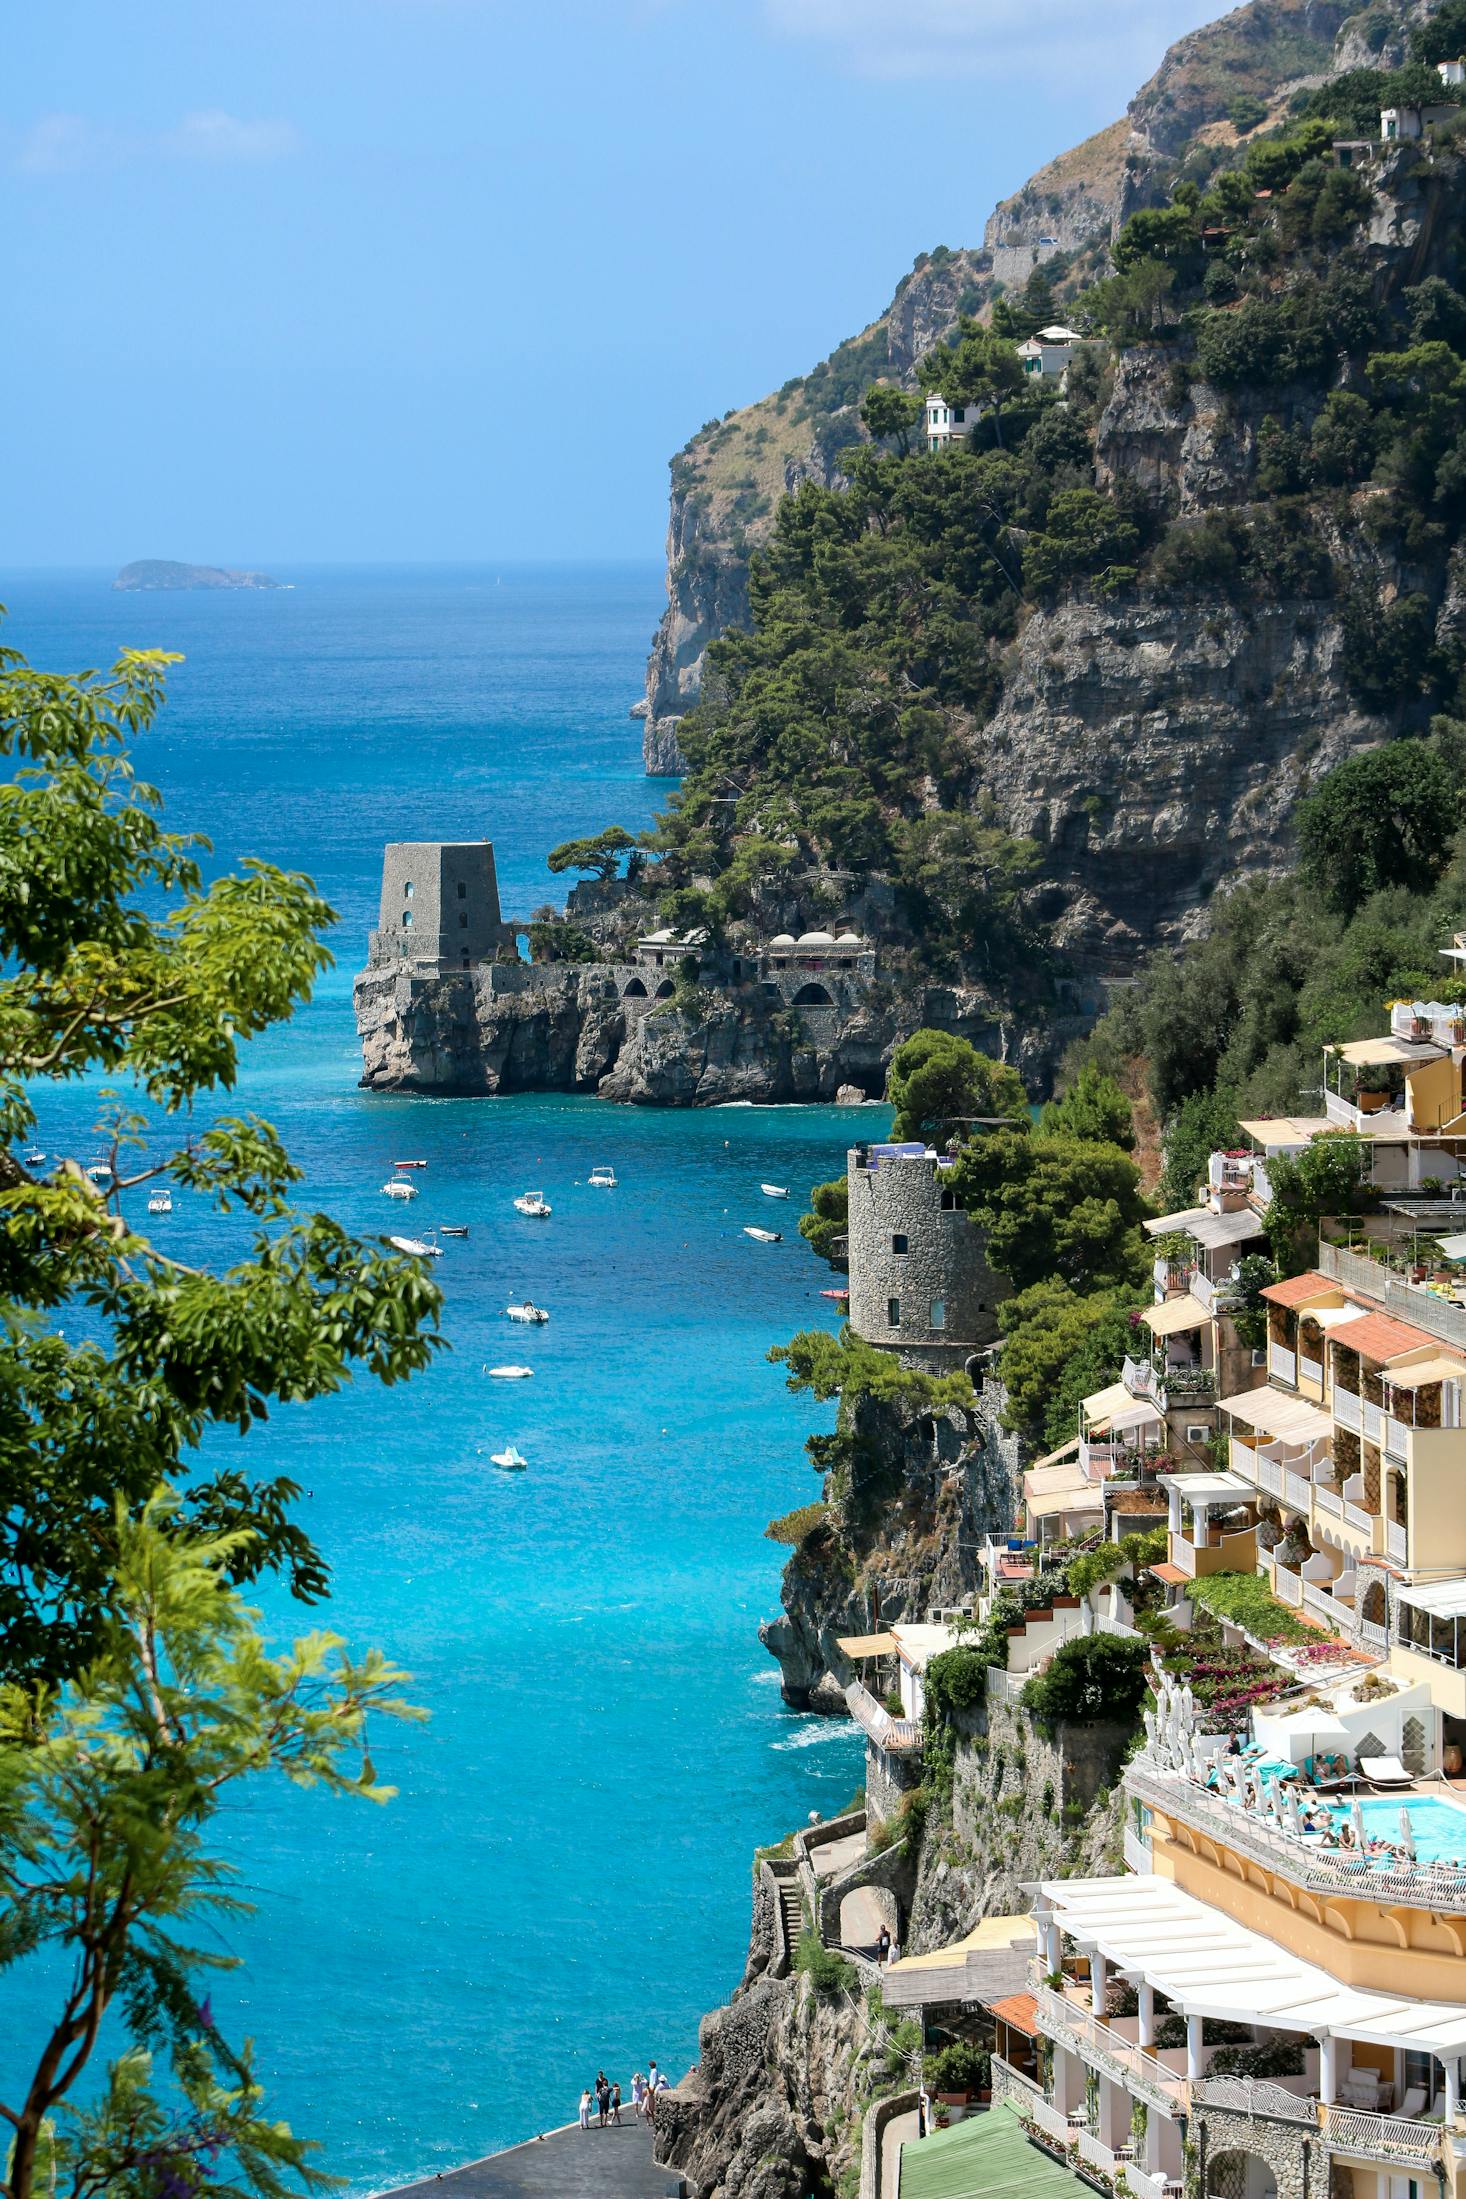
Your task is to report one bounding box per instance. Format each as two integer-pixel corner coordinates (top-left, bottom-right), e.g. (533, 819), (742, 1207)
(899, 2102), (1091, 2199)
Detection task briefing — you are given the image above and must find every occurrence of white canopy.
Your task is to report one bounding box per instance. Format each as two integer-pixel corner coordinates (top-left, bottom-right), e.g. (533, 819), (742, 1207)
(1143, 1295), (1208, 1337)
(1158, 1470), (1254, 1510)
(1144, 1208), (1209, 1237)
(1330, 1035), (1445, 1067)
(1041, 1874), (1466, 2053)
(1191, 1209), (1266, 1251)
(1437, 1233), (1466, 1262)
(1396, 1578), (1466, 1620)
(1218, 1387), (1334, 1444)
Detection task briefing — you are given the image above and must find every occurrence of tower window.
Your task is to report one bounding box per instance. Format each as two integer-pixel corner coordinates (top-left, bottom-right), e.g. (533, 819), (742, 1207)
(930, 1299), (946, 1329)
(403, 881), (414, 899)
(892, 1233), (908, 1255)
(402, 910), (413, 928)
(460, 913), (468, 927)
(457, 882), (466, 899)
(887, 1297), (900, 1327)
(462, 953), (470, 968)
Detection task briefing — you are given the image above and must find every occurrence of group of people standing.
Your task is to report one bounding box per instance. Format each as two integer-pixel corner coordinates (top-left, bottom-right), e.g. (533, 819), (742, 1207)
(576, 2062), (668, 2131)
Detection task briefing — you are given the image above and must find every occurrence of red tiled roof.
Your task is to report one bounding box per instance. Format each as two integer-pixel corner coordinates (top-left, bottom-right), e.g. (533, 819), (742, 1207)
(1261, 1271), (1333, 1308)
(1334, 1311), (1439, 1363)
(1149, 1562), (1187, 1585)
(987, 1992), (1040, 2037)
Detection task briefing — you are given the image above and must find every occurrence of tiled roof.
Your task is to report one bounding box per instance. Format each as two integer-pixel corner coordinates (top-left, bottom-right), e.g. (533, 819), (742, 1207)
(1334, 1310), (1441, 1363)
(986, 1991), (1040, 2037)
(1260, 1271), (1334, 1307)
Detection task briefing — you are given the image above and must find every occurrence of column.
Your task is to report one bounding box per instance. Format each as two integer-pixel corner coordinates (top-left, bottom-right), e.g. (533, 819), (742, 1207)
(1046, 1920), (1062, 1975)
(1444, 2054), (1460, 2126)
(1168, 1485), (1184, 1537)
(1186, 2014), (1204, 2083)
(1138, 1982), (1156, 2049)
(1092, 1952), (1108, 2017)
(1320, 2035), (1337, 2107)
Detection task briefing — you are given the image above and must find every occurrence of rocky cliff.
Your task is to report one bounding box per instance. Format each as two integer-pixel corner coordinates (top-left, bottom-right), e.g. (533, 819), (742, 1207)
(640, 0), (1369, 773)
(354, 960), (1060, 1105)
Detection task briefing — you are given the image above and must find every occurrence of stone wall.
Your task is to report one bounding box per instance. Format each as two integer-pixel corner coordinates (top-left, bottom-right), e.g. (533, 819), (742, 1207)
(846, 1148), (1009, 1374)
(1194, 2103), (1316, 2199)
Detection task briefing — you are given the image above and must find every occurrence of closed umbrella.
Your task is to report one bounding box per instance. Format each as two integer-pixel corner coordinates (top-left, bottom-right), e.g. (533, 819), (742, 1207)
(1399, 1806), (1417, 1861)
(1351, 1797), (1368, 1848)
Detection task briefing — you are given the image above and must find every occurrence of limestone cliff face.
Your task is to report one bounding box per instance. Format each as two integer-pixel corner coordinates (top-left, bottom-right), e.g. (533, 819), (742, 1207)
(640, 0), (1363, 773)
(354, 962), (1058, 1106)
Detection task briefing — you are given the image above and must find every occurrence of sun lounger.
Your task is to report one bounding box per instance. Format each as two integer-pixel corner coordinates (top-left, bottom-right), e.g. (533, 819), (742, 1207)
(1360, 1755), (1413, 1787)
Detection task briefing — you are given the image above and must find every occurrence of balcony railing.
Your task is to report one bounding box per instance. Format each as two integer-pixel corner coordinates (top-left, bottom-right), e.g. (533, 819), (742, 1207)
(1304, 1576), (1349, 1622)
(1385, 1416), (1409, 1461)
(1319, 2105), (1443, 2165)
(1361, 1615), (1388, 1648)
(1191, 2075), (1316, 2126)
(1192, 1269), (1242, 1316)
(1299, 1354), (1324, 1387)
(1033, 1980), (1188, 2114)
(1363, 1399), (1384, 1445)
(844, 1679), (921, 1754)
(1335, 1389), (1362, 1434)
(1283, 1467), (1314, 1511)
(1077, 2130), (1136, 2178)
(1274, 1563), (1303, 1606)
(1386, 1519), (1408, 1564)
(1344, 1497), (1374, 1536)
(1257, 1454), (1283, 1498)
(1315, 1484), (1343, 1520)
(1270, 1343), (1297, 1385)
(1123, 1356), (1158, 1399)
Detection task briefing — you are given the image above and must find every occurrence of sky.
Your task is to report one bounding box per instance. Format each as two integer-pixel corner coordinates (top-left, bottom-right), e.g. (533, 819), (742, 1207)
(3, 0), (1224, 567)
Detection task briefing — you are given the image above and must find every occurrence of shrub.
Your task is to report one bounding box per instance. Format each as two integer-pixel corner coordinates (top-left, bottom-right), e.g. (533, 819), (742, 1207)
(1021, 1633), (1150, 1728)
(1187, 1570), (1322, 1646)
(795, 1929), (857, 1995)
(764, 1501), (830, 1547)
(925, 1643), (991, 1718)
(925, 2042), (992, 2094)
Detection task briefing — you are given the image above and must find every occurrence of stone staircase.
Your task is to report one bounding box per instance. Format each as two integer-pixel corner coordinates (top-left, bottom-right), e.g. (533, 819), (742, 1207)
(776, 1871), (805, 1963)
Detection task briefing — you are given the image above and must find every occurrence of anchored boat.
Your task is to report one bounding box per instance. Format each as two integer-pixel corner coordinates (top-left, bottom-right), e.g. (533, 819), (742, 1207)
(512, 1190), (552, 1217)
(760, 1183), (789, 1199)
(389, 1234), (443, 1258)
(588, 1165), (617, 1188)
(147, 1190), (173, 1216)
(506, 1302), (549, 1324)
(382, 1178), (418, 1200)
(490, 1446), (528, 1472)
(440, 1224), (470, 1238)
(744, 1226), (782, 1244)
(485, 1364), (534, 1379)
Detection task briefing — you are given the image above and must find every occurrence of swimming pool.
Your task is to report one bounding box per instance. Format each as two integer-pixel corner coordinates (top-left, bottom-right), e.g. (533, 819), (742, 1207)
(1329, 1795), (1466, 1861)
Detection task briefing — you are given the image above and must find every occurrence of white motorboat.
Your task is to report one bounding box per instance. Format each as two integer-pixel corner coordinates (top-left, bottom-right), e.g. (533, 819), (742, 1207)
(146, 1191), (173, 1215)
(490, 1446), (528, 1472)
(513, 1190), (552, 1217)
(744, 1226), (782, 1244)
(485, 1364), (534, 1379)
(84, 1162), (114, 1183)
(506, 1302), (549, 1324)
(390, 1234), (443, 1258)
(588, 1165), (617, 1188)
(382, 1178), (418, 1200)
(760, 1183), (789, 1199)
(24, 1150), (45, 1166)
(440, 1225), (470, 1238)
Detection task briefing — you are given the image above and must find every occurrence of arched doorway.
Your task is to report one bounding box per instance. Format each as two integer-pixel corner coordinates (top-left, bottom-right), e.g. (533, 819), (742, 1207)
(792, 982), (835, 1006)
(1208, 2152), (1278, 2199)
(621, 978), (647, 999)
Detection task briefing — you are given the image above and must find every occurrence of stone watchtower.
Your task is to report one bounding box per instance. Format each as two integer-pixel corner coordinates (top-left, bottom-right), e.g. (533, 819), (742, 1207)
(845, 1141), (1007, 1375)
(368, 842), (517, 973)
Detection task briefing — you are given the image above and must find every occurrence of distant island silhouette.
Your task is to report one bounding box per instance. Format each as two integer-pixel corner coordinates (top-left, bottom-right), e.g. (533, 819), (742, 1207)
(114, 560), (287, 592)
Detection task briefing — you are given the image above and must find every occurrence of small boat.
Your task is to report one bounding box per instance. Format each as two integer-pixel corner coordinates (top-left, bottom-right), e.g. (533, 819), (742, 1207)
(820, 1288), (850, 1301)
(440, 1225), (470, 1238)
(147, 1191), (173, 1216)
(744, 1226), (782, 1244)
(24, 1150), (45, 1166)
(485, 1364), (534, 1379)
(760, 1183), (789, 1199)
(389, 1234), (443, 1259)
(382, 1179), (418, 1200)
(392, 1159), (428, 1169)
(513, 1190), (552, 1217)
(84, 1162), (114, 1183)
(588, 1165), (617, 1188)
(506, 1302), (549, 1324)
(490, 1446), (528, 1472)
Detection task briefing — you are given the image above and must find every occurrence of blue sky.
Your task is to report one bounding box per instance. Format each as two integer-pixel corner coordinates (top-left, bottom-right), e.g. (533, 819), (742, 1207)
(4, 0), (1220, 566)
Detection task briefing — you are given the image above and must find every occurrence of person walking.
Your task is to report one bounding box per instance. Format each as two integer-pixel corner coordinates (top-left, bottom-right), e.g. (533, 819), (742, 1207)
(611, 2081), (623, 2125)
(578, 2088), (592, 2131)
(595, 2071), (610, 2127)
(631, 2071), (646, 2119)
(876, 1925), (891, 1964)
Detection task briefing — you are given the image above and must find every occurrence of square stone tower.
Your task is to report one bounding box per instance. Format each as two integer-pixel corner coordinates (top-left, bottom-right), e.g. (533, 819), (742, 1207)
(369, 842), (517, 972)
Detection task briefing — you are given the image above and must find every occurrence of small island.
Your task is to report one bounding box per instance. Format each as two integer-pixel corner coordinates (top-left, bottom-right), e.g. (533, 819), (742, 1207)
(113, 560), (286, 592)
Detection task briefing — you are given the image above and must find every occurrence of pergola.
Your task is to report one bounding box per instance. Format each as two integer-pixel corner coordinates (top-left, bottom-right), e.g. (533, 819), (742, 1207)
(1397, 1578), (1466, 1672)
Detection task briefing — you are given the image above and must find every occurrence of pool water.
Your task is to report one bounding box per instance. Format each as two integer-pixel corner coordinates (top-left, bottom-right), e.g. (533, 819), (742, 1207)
(1335, 1796), (1466, 1861)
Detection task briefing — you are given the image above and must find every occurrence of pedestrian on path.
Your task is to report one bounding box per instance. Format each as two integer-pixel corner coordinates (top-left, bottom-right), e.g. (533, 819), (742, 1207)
(595, 2071), (611, 2127)
(631, 2072), (647, 2118)
(611, 2081), (623, 2125)
(578, 2088), (592, 2131)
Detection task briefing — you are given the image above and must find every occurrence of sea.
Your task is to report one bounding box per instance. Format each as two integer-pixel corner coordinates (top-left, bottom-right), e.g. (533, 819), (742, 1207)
(0, 565), (869, 2190)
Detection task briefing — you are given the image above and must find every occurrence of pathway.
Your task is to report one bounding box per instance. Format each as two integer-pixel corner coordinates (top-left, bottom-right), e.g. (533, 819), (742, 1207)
(881, 2106), (921, 2198)
(378, 2118), (678, 2199)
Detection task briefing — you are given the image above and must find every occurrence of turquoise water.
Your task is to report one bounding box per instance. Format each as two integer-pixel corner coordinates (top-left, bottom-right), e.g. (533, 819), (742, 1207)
(1340, 1796), (1466, 1860)
(0, 568), (867, 2191)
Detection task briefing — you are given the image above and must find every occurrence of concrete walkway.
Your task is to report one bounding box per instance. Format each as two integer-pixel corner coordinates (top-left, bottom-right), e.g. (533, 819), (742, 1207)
(378, 2118), (678, 2199)
(840, 1883), (891, 1957)
(811, 1831), (866, 1880)
(882, 2106), (921, 2198)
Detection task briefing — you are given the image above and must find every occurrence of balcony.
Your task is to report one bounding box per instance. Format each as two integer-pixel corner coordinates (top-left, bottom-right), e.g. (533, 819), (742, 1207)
(1170, 1524), (1257, 1579)
(1270, 1342), (1297, 1385)
(1123, 1355), (1158, 1400)
(1032, 1979), (1189, 2116)
(844, 1679), (921, 1755)
(1319, 2104), (1444, 2167)
(1298, 1353), (1324, 1387)
(1335, 1388), (1362, 1434)
(1387, 1518), (1408, 1564)
(1192, 1267), (1242, 1317)
(1158, 1363), (1215, 1408)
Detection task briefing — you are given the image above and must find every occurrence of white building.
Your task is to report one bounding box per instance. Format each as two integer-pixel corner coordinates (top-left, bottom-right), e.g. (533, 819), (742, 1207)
(1017, 324), (1085, 380)
(923, 393), (979, 451)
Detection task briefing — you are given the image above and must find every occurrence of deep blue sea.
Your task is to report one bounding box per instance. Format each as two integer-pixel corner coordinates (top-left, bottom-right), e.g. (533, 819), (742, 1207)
(0, 566), (867, 2190)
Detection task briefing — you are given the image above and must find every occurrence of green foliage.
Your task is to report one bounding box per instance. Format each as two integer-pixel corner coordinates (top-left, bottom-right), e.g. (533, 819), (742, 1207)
(1020, 1633), (1150, 1729)
(1227, 92), (1268, 133)
(764, 1500), (830, 1547)
(0, 1500), (421, 2198)
(1023, 488), (1140, 597)
(770, 1325), (971, 1414)
(1039, 1063), (1136, 1150)
(1187, 1569), (1323, 1645)
(527, 918), (602, 963)
(996, 1281), (1146, 1446)
(924, 2043), (991, 2095)
(795, 1929), (857, 1995)
(544, 824), (639, 880)
(887, 1030), (1029, 1145)
(860, 382), (922, 455)
(1158, 1089), (1243, 1210)
(1066, 1541), (1128, 1599)
(923, 1644), (990, 1721)
(1412, 3), (1466, 64)
(0, 642), (442, 1693)
(950, 1130), (1150, 1296)
(917, 317), (1026, 443)
(1264, 1131), (1375, 1272)
(798, 1174), (849, 1267)
(1298, 741), (1461, 911)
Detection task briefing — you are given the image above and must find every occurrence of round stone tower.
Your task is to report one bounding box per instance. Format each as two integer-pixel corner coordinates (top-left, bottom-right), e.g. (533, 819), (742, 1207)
(845, 1141), (1006, 1375)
